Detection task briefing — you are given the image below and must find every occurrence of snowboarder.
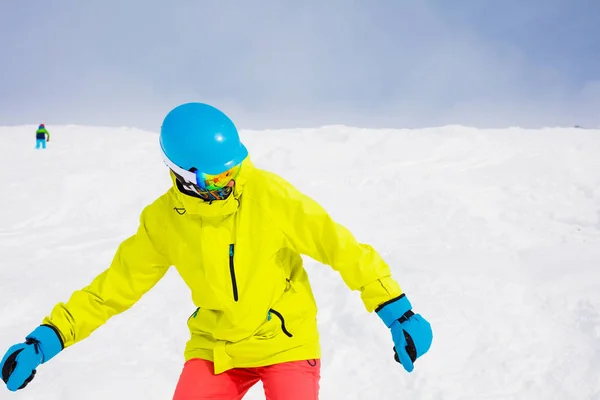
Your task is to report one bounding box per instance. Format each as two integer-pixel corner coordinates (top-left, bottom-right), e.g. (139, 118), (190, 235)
(0, 103), (433, 399)
(35, 124), (50, 149)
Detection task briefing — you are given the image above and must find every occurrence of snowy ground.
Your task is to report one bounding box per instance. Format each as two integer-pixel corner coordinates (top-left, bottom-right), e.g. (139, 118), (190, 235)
(0, 124), (599, 399)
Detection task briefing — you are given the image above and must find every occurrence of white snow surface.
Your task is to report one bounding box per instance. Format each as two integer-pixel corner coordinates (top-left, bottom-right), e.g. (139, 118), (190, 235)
(1, 124), (600, 400)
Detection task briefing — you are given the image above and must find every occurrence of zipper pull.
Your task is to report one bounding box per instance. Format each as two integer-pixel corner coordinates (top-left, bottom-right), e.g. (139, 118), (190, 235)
(267, 311), (272, 321)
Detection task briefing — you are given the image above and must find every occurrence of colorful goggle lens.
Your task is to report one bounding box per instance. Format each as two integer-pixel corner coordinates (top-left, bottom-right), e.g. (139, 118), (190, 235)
(197, 164), (242, 191)
(161, 148), (242, 201)
(195, 183), (234, 201)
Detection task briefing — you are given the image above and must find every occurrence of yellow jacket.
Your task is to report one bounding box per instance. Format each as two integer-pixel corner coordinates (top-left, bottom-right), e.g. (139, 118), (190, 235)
(42, 158), (403, 374)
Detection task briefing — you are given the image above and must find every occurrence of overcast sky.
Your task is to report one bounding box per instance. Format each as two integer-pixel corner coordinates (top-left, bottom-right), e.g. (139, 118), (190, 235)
(1, 0), (599, 130)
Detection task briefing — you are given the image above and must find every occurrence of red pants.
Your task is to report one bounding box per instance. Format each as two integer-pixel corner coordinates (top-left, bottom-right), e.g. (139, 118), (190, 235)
(172, 358), (321, 400)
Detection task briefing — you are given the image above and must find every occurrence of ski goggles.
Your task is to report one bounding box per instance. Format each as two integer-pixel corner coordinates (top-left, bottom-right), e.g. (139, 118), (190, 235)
(161, 150), (242, 201)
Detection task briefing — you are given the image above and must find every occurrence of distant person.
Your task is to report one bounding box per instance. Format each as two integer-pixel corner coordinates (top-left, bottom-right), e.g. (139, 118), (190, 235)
(35, 124), (50, 149)
(0, 103), (433, 399)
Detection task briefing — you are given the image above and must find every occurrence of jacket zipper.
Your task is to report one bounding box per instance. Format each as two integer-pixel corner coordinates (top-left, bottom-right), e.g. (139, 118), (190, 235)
(188, 307), (200, 321)
(268, 309), (293, 337)
(229, 244), (239, 302)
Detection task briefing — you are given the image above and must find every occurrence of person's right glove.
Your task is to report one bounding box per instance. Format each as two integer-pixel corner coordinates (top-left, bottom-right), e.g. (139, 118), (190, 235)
(376, 294), (433, 373)
(1, 325), (63, 392)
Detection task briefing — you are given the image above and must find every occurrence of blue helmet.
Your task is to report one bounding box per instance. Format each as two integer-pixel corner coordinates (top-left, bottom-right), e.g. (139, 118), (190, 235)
(159, 102), (248, 175)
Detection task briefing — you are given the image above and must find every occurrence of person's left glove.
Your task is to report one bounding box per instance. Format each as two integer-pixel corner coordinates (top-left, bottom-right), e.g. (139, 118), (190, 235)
(1, 325), (64, 392)
(376, 294), (432, 372)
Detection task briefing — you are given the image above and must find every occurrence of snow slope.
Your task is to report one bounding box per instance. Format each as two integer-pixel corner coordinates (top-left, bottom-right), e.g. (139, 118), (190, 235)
(1, 124), (599, 400)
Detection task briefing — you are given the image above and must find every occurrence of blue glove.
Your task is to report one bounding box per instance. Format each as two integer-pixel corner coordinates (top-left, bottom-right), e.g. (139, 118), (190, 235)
(1, 325), (63, 392)
(376, 294), (432, 372)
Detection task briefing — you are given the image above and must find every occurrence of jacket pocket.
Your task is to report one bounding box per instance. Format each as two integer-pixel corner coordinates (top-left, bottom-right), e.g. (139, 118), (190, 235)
(229, 244), (239, 302)
(268, 308), (293, 338)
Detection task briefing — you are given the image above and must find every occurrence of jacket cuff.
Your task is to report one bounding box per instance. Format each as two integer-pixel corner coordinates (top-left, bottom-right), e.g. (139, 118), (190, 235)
(375, 294), (412, 328)
(360, 277), (403, 312)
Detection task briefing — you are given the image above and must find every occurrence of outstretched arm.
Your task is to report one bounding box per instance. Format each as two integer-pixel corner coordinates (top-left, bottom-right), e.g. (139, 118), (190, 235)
(262, 173), (402, 312)
(262, 172), (433, 372)
(42, 205), (171, 347)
